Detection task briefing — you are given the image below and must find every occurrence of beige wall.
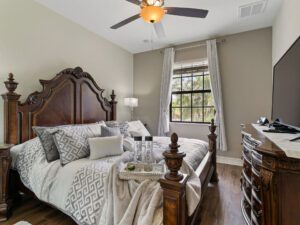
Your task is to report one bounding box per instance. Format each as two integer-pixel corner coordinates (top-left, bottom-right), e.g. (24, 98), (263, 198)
(0, 0), (133, 143)
(134, 28), (273, 158)
(272, 0), (300, 65)
(133, 49), (163, 134)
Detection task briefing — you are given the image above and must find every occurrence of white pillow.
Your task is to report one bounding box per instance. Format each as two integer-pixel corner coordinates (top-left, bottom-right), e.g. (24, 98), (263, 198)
(128, 120), (151, 137)
(98, 120), (107, 128)
(88, 136), (124, 160)
(123, 137), (135, 152)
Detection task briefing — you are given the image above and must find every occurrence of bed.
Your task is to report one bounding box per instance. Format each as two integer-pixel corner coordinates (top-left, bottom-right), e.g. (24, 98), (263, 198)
(1, 67), (218, 225)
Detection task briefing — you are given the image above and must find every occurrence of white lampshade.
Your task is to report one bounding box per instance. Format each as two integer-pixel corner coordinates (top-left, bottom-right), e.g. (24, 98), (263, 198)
(124, 98), (138, 107)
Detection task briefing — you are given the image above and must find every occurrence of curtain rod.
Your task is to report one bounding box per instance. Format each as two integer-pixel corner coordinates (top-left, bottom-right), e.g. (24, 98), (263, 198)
(175, 38), (226, 51)
(159, 38), (226, 54)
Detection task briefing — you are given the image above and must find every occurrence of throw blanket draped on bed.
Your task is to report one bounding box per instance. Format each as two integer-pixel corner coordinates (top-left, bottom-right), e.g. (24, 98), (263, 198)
(99, 151), (201, 225)
(12, 136), (208, 225)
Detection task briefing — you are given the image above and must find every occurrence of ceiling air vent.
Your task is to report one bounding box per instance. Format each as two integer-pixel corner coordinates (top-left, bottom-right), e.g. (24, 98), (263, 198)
(239, 0), (267, 18)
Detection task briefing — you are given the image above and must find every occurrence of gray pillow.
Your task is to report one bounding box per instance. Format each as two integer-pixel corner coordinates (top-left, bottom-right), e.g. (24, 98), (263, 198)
(105, 121), (130, 137)
(33, 126), (59, 162)
(33, 123), (103, 163)
(53, 124), (102, 165)
(101, 126), (121, 137)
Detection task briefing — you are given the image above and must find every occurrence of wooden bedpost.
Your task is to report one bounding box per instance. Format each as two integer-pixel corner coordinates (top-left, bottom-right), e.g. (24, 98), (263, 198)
(208, 119), (218, 182)
(1, 74), (21, 145)
(109, 90), (117, 121)
(160, 133), (188, 225)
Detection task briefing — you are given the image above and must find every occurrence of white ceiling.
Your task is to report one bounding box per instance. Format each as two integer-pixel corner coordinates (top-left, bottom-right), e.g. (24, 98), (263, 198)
(34, 0), (282, 53)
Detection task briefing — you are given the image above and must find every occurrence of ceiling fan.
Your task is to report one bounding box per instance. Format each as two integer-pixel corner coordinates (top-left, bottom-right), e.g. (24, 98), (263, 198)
(111, 0), (208, 39)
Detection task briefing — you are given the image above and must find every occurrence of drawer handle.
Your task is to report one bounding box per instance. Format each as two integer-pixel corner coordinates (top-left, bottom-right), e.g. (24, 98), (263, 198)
(264, 159), (274, 168)
(254, 186), (261, 192)
(243, 201), (251, 210)
(252, 154), (262, 164)
(253, 209), (263, 218)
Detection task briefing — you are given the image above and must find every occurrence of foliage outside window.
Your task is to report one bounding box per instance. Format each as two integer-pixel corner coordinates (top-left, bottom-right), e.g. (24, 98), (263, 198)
(170, 65), (215, 123)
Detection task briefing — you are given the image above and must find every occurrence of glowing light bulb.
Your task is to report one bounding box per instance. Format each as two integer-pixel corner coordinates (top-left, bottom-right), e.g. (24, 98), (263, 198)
(141, 6), (165, 23)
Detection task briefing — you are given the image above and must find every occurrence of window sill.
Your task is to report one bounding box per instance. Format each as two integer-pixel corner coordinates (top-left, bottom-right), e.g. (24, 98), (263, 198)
(170, 122), (210, 126)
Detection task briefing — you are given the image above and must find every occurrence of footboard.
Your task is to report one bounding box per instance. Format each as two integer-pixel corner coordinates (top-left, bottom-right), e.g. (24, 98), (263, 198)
(160, 120), (218, 225)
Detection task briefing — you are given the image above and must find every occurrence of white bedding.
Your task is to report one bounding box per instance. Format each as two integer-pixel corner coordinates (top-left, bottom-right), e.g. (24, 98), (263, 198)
(11, 136), (209, 225)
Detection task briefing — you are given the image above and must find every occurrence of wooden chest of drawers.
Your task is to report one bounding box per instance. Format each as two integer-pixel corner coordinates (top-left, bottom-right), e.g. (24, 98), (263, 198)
(241, 125), (300, 225)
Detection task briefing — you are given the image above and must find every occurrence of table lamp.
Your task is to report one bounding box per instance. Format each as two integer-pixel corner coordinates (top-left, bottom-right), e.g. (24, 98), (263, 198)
(124, 97), (138, 120)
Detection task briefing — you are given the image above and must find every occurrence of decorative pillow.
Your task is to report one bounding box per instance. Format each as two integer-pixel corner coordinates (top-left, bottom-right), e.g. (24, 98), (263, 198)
(33, 126), (59, 162)
(53, 123), (103, 165)
(33, 122), (105, 163)
(88, 136), (124, 160)
(97, 120), (107, 128)
(101, 126), (121, 137)
(105, 121), (130, 137)
(123, 137), (135, 152)
(81, 123), (103, 137)
(128, 120), (151, 137)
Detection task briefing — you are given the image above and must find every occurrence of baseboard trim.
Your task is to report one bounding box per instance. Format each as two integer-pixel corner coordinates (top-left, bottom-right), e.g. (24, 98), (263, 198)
(217, 156), (243, 167)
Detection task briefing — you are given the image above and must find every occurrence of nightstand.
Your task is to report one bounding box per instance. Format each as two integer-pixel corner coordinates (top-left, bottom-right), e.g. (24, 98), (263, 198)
(0, 144), (13, 222)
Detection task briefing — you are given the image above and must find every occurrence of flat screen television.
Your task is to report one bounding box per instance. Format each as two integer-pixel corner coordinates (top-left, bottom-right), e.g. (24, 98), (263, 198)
(272, 36), (300, 130)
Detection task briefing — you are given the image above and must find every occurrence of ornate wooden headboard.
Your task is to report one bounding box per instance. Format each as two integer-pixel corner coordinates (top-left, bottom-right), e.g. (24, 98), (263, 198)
(1, 67), (117, 144)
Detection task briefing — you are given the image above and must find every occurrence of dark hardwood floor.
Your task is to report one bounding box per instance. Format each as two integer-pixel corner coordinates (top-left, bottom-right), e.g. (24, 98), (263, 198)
(3, 164), (244, 225)
(198, 164), (245, 225)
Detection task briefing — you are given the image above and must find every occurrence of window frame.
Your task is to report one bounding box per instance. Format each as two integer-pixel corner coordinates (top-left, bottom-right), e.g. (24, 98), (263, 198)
(170, 65), (215, 124)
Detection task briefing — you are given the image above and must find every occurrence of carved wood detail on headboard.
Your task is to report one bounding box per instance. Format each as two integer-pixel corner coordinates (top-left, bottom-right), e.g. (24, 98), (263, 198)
(2, 67), (117, 144)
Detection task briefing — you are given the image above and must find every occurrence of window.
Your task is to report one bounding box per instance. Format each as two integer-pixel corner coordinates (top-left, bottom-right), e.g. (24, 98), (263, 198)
(170, 64), (215, 123)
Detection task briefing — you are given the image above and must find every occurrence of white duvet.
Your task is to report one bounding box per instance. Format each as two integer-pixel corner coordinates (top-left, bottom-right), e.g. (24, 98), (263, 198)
(11, 136), (209, 225)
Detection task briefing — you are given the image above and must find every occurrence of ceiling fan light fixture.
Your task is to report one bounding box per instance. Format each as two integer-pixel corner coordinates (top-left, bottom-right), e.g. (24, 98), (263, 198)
(142, 0), (164, 7)
(141, 6), (165, 23)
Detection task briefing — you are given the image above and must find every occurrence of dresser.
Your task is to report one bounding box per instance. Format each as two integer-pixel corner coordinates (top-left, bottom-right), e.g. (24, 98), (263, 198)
(241, 124), (300, 225)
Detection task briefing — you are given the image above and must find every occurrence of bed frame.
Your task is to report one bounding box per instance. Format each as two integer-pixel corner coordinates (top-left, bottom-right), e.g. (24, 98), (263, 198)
(1, 67), (218, 225)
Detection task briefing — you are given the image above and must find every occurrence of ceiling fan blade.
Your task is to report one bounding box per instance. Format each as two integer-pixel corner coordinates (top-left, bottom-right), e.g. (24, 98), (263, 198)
(164, 7), (208, 18)
(126, 0), (141, 6)
(153, 22), (166, 39)
(111, 14), (140, 29)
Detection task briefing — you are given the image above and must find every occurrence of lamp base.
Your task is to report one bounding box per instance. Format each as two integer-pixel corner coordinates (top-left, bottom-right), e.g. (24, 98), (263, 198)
(130, 107), (134, 121)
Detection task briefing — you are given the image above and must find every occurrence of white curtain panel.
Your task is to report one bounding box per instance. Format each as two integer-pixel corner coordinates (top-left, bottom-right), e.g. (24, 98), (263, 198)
(206, 39), (228, 151)
(158, 47), (175, 136)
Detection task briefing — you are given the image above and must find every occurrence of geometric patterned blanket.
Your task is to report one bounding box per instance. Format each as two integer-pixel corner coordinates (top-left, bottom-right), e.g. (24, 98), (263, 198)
(14, 136), (208, 225)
